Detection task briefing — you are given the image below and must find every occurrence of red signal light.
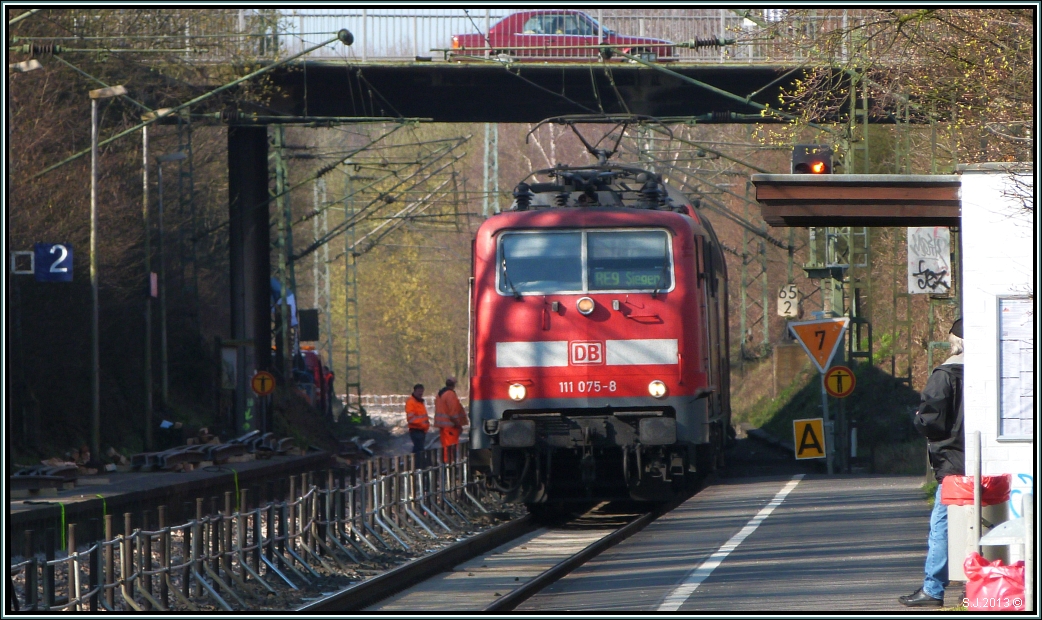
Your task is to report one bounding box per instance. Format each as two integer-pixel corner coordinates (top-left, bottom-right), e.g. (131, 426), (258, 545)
(792, 144), (833, 174)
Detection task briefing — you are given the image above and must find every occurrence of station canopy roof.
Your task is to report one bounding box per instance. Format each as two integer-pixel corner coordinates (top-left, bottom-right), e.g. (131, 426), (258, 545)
(751, 174), (961, 228)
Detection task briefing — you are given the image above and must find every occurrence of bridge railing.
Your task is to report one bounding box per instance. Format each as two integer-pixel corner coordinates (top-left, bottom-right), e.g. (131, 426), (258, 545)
(34, 9), (860, 65)
(279, 8), (513, 61)
(14, 9), (866, 66)
(271, 9), (855, 64)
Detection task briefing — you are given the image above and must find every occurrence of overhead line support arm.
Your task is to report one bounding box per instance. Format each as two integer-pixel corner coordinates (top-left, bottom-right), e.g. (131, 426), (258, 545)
(31, 30), (354, 181)
(614, 49), (839, 135)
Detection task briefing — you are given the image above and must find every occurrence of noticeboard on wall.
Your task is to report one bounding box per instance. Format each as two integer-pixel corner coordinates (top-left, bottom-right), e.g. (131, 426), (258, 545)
(998, 297), (1033, 438)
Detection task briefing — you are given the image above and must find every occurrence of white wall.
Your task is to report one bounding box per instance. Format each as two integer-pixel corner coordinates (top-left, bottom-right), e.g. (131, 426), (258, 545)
(959, 164), (1034, 534)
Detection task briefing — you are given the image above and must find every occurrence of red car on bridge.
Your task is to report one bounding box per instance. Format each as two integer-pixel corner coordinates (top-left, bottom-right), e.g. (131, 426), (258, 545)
(450, 10), (675, 61)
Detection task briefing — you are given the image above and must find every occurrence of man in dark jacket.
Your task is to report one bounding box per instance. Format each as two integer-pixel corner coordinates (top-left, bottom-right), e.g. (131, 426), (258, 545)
(900, 318), (964, 608)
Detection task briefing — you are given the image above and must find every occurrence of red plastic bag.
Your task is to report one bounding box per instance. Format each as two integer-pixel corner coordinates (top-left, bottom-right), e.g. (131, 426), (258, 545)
(963, 552), (1025, 611)
(941, 474), (1012, 506)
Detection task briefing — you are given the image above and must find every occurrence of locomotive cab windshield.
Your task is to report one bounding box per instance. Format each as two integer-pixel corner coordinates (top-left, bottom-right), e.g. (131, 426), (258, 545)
(497, 229), (674, 295)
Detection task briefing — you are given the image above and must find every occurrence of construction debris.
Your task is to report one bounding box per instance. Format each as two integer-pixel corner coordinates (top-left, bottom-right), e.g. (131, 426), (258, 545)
(129, 430), (298, 471)
(338, 436), (376, 459)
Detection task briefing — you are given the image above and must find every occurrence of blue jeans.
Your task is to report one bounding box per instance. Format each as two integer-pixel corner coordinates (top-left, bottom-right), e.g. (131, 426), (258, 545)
(923, 484), (948, 599)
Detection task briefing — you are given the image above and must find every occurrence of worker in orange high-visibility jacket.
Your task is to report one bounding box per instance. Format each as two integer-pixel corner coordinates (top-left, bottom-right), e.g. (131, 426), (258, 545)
(405, 384), (430, 463)
(434, 377), (467, 463)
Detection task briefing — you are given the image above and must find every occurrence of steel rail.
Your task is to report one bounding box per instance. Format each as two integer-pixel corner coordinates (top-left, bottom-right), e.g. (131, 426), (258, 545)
(296, 515), (536, 612)
(483, 510), (659, 612)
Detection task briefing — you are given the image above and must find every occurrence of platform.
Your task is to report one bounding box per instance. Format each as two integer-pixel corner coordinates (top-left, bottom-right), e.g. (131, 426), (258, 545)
(516, 475), (966, 611)
(9, 450), (333, 554)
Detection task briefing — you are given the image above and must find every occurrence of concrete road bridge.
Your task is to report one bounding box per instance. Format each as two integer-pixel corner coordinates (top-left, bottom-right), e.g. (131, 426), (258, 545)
(236, 9), (872, 123)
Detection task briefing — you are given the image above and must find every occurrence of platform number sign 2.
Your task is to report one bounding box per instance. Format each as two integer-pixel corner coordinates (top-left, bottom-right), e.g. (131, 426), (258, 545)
(34, 243), (73, 282)
(777, 283), (799, 318)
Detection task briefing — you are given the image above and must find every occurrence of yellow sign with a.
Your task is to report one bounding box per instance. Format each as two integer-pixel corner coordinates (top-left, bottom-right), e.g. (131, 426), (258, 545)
(793, 418), (826, 460)
(788, 317), (849, 373)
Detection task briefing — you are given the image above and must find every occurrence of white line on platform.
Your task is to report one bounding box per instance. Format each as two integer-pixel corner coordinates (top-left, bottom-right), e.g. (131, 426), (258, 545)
(657, 474), (805, 612)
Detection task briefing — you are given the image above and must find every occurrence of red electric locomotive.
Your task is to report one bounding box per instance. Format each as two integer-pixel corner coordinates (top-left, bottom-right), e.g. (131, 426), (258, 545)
(468, 140), (732, 506)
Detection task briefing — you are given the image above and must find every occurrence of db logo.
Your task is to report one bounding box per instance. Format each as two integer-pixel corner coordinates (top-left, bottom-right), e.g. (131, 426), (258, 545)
(570, 341), (604, 365)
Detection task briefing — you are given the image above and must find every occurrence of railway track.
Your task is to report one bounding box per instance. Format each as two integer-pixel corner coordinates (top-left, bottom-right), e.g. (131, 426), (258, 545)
(299, 432), (820, 613)
(299, 499), (678, 612)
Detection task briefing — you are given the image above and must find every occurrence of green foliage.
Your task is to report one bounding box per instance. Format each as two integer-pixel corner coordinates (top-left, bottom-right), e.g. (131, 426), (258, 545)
(923, 479), (939, 505)
(757, 9), (1034, 165)
(764, 362), (921, 448)
(736, 365), (816, 431)
(356, 230), (471, 392)
(872, 332), (894, 365)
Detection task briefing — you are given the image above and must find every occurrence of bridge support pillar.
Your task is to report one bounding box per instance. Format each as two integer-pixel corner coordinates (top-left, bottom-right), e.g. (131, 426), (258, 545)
(228, 125), (271, 435)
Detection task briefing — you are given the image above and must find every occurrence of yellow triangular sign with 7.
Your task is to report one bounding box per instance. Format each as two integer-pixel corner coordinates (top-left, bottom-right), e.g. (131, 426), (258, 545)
(788, 317), (849, 373)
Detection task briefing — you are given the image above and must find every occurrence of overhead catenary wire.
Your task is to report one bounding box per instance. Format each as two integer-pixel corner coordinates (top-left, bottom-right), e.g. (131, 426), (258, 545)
(192, 124), (409, 240)
(609, 130), (791, 252)
(663, 165), (792, 251)
(287, 137), (462, 224)
(502, 65), (599, 114)
(200, 132), (467, 254)
(645, 126), (773, 173)
(614, 48), (842, 136)
(341, 179), (456, 259)
(294, 151), (466, 262)
(352, 68), (405, 119)
(293, 137), (468, 230)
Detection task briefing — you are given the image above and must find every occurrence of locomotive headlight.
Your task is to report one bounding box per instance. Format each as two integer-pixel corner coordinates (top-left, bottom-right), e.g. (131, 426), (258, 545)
(576, 297), (596, 315)
(508, 383), (527, 401)
(648, 380), (667, 399)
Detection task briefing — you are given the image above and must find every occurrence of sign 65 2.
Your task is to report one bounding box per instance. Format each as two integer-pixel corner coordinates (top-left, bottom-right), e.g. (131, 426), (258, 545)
(777, 283), (799, 318)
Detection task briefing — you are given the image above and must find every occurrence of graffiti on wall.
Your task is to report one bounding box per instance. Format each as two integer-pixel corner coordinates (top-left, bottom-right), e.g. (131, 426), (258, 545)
(907, 227), (952, 294)
(1009, 472), (1034, 518)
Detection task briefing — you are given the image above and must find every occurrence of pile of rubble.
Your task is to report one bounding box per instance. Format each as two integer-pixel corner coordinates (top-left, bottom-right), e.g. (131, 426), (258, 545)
(10, 446), (126, 497)
(9, 430), (302, 498)
(129, 429), (297, 472)
(336, 436), (376, 462)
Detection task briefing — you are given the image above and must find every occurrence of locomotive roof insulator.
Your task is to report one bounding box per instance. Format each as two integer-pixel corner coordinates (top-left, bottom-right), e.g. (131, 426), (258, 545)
(513, 182), (534, 211)
(507, 162), (694, 213)
(578, 187), (599, 206)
